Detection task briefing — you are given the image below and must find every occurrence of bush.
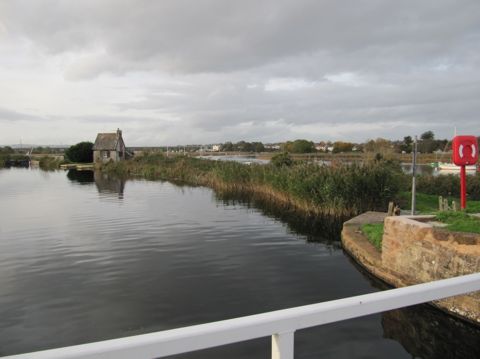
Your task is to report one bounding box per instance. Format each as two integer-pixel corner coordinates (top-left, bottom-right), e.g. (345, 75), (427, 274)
(417, 174), (480, 200)
(65, 142), (93, 163)
(283, 139), (315, 153)
(271, 152), (293, 167)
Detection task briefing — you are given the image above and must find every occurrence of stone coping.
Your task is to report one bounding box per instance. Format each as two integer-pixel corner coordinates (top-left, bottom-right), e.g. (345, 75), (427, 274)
(385, 215), (480, 247)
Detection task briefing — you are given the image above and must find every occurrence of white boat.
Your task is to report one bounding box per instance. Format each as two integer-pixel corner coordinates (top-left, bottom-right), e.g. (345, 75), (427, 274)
(434, 162), (477, 171)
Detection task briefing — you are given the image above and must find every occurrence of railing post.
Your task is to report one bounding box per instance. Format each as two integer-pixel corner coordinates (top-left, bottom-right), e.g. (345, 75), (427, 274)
(272, 331), (294, 359)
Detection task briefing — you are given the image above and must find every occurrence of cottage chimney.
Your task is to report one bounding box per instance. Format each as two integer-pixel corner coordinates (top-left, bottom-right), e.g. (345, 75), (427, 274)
(117, 128), (122, 139)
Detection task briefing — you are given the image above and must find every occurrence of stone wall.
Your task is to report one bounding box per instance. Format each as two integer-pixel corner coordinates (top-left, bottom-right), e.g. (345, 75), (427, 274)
(342, 213), (480, 325)
(382, 216), (480, 323)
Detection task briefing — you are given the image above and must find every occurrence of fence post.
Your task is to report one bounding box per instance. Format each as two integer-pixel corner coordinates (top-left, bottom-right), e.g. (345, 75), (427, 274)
(387, 201), (394, 216)
(272, 332), (294, 359)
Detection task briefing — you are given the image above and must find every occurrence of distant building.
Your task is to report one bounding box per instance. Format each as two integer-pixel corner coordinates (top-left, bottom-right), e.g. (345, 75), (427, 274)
(212, 144), (221, 152)
(315, 142), (328, 152)
(93, 129), (126, 163)
(265, 144), (281, 150)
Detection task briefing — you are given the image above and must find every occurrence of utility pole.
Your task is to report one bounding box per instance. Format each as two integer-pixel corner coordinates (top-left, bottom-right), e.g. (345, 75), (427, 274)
(411, 136), (418, 215)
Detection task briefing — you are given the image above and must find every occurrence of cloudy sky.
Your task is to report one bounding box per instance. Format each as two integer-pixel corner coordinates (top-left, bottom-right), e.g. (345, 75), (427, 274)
(0, 0), (479, 146)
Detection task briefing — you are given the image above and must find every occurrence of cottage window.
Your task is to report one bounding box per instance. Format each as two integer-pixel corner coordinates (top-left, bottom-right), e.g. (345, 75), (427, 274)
(102, 150), (110, 158)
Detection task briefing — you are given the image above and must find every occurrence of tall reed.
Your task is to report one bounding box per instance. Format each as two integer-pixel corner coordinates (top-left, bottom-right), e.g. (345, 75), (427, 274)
(102, 153), (402, 220)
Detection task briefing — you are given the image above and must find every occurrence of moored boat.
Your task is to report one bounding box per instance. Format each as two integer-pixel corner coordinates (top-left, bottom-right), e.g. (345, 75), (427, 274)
(432, 162), (477, 171)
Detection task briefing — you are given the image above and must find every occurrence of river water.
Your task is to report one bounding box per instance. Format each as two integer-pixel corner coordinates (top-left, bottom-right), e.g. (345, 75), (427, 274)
(0, 168), (478, 358)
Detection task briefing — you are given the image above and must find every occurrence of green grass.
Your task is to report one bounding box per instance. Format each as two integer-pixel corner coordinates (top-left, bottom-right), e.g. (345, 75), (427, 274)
(398, 191), (480, 214)
(361, 223), (384, 251)
(435, 211), (480, 234)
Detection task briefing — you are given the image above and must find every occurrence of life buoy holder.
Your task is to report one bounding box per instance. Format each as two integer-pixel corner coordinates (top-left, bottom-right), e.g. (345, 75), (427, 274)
(458, 143), (476, 159)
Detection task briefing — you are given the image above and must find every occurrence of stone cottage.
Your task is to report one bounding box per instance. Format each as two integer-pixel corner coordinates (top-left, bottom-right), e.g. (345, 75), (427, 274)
(93, 129), (126, 163)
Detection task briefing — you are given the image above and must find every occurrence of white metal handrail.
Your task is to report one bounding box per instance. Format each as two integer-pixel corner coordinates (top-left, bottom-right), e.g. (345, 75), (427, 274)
(3, 273), (480, 359)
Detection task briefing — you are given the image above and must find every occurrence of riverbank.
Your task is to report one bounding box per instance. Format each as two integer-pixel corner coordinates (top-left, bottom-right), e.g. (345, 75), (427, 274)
(100, 153), (402, 224)
(342, 212), (480, 325)
(0, 154), (30, 168)
(397, 191), (480, 213)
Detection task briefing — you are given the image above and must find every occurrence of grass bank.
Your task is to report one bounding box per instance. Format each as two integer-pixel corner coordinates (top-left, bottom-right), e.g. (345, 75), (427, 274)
(398, 191), (480, 214)
(102, 153), (402, 221)
(361, 223), (384, 251)
(436, 212), (480, 234)
(0, 154), (30, 168)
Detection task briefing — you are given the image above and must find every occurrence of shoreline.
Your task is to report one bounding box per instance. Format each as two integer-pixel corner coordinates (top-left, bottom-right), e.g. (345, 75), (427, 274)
(99, 154), (400, 220)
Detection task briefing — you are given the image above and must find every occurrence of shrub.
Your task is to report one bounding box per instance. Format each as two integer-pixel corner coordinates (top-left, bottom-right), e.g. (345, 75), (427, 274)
(271, 152), (293, 167)
(417, 174), (480, 200)
(65, 142), (93, 163)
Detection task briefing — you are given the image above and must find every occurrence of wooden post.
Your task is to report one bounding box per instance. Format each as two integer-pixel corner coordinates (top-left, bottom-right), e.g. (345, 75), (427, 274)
(443, 198), (449, 211)
(439, 196), (443, 211)
(387, 201), (394, 216)
(452, 200), (457, 212)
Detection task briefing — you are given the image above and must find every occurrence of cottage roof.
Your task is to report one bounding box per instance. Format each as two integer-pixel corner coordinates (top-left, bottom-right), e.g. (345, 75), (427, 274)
(93, 133), (119, 150)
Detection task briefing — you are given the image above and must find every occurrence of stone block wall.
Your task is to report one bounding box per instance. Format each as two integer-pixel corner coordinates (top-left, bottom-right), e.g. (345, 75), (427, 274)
(382, 216), (480, 323)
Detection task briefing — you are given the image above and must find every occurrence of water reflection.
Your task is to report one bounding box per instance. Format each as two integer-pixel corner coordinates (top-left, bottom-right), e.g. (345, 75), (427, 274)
(9, 168), (477, 359)
(4, 159), (30, 168)
(215, 190), (344, 244)
(401, 163), (435, 176)
(66, 169), (94, 184)
(93, 171), (125, 198)
(66, 169), (125, 198)
(348, 256), (480, 359)
(383, 305), (480, 359)
(401, 163), (477, 177)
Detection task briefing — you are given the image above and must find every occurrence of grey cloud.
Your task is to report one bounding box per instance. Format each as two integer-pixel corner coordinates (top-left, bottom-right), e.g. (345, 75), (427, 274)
(3, 0), (480, 77)
(1, 1), (480, 145)
(0, 107), (46, 122)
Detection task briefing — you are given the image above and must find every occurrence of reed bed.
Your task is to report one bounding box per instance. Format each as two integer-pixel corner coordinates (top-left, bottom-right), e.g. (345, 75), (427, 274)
(102, 153), (402, 221)
(38, 156), (64, 171)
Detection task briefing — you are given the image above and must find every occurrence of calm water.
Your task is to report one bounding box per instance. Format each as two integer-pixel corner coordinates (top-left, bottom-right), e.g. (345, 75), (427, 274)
(0, 168), (478, 358)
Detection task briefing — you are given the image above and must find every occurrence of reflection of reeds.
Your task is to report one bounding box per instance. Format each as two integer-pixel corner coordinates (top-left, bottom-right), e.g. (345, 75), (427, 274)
(38, 156), (63, 171)
(103, 153), (402, 220)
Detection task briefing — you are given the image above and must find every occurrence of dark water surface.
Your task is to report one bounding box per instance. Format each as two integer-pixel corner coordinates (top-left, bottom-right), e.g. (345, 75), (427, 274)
(0, 168), (478, 358)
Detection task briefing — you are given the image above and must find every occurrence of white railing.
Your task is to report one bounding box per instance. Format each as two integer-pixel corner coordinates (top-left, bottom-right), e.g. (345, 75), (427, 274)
(3, 273), (480, 359)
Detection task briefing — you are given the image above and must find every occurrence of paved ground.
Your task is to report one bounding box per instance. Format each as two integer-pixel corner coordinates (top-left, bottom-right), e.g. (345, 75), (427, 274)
(343, 211), (386, 226)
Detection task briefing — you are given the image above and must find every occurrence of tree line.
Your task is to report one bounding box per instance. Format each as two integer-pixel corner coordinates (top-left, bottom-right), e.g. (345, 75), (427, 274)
(217, 131), (479, 154)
